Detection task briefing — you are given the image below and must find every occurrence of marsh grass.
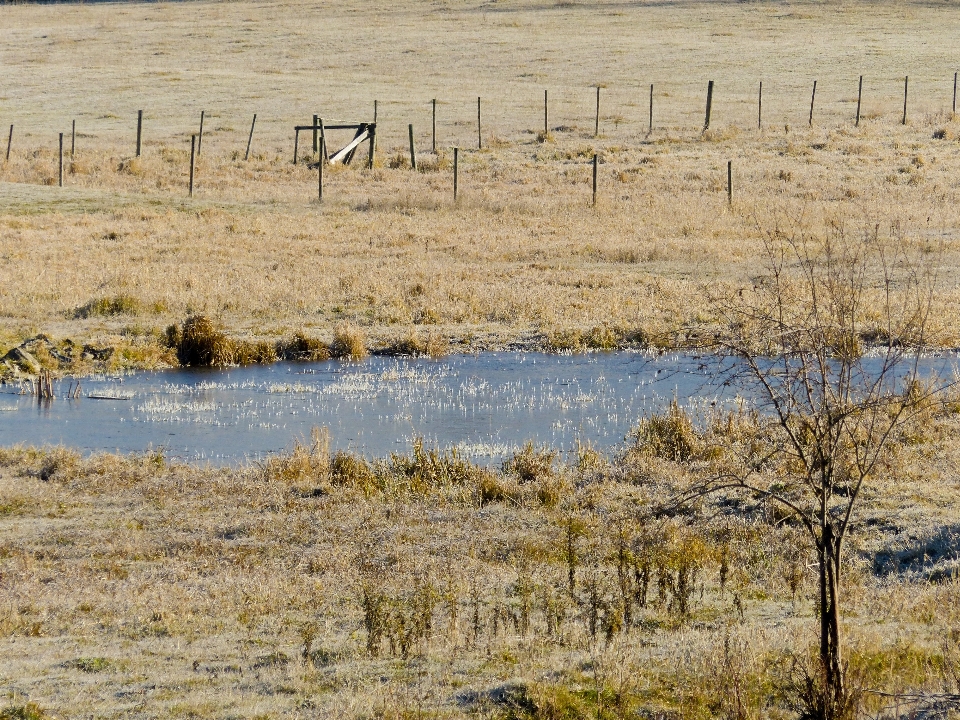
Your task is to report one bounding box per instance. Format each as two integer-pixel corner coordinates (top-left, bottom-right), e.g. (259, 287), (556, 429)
(2, 407), (960, 717)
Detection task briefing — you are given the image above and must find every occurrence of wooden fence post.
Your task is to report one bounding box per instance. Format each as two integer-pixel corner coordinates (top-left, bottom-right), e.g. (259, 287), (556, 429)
(189, 134), (196, 197)
(58, 133), (63, 187)
(245, 113), (257, 161)
(544, 89), (548, 136)
(592, 153), (598, 207)
(432, 99), (437, 153)
(408, 123), (417, 170)
(319, 118), (328, 162)
(313, 114), (319, 154)
(453, 146), (459, 201)
(293, 128), (299, 165)
(374, 99), (378, 123)
(856, 75), (863, 127)
(4, 124), (11, 162)
(903, 76), (909, 125)
(477, 96), (482, 150)
(758, 81), (762, 129)
(318, 137), (324, 202)
(368, 123), (377, 169)
(136, 110), (142, 157)
(809, 80), (817, 126)
(649, 84), (654, 133)
(595, 86), (600, 137)
(727, 160), (732, 206)
(198, 110), (205, 156)
(71, 119), (75, 157)
(704, 80), (714, 130)
(953, 72), (957, 116)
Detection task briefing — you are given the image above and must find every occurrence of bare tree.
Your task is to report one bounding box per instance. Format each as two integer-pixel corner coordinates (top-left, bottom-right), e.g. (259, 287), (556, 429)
(696, 219), (949, 719)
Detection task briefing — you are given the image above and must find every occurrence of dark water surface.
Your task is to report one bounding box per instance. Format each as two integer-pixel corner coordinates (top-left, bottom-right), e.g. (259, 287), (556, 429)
(0, 351), (954, 465)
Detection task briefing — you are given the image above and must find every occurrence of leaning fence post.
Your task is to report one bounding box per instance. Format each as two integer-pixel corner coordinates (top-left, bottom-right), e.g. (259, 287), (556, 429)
(245, 113), (257, 161)
(477, 96), (482, 150)
(856, 75), (863, 126)
(809, 80), (817, 126)
(58, 133), (63, 187)
(704, 80), (714, 131)
(408, 124), (417, 170)
(189, 134), (196, 197)
(198, 110), (205, 156)
(453, 146), (459, 201)
(4, 124), (11, 162)
(136, 110), (142, 157)
(903, 76), (909, 125)
(313, 114), (320, 154)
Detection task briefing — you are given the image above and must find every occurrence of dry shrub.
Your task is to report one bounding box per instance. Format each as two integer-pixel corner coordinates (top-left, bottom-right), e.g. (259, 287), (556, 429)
(330, 322), (367, 360)
(258, 427), (330, 491)
(176, 315), (234, 367)
(330, 450), (378, 494)
(503, 442), (555, 484)
(232, 339), (277, 364)
(277, 331), (331, 361)
(632, 400), (701, 462)
(0, 703), (51, 720)
(547, 325), (621, 352)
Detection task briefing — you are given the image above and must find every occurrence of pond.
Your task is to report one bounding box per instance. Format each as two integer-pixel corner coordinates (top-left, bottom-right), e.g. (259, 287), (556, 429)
(0, 351), (954, 465)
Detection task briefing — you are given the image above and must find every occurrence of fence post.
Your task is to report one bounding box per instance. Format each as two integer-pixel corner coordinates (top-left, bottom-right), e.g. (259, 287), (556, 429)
(408, 123), (417, 170)
(704, 80), (714, 130)
(198, 110), (205, 156)
(477, 96), (482, 150)
(4, 124), (11, 162)
(903, 76), (908, 125)
(136, 110), (142, 157)
(368, 123), (376, 169)
(432, 99), (437, 153)
(809, 80), (817, 126)
(374, 99), (378, 123)
(245, 113), (257, 161)
(313, 114), (319, 154)
(595, 86), (600, 137)
(58, 133), (63, 187)
(544, 89), (548, 136)
(453, 146), (459, 201)
(318, 136), (324, 202)
(592, 153), (598, 206)
(71, 119), (75, 157)
(649, 83), (654, 133)
(953, 72), (957, 116)
(758, 81), (762, 129)
(293, 128), (299, 165)
(189, 134), (196, 197)
(727, 160), (732, 206)
(856, 75), (863, 127)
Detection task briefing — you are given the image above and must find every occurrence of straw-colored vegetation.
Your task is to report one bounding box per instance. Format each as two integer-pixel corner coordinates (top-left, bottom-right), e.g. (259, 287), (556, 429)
(4, 0), (960, 718)
(3, 0), (960, 370)
(3, 399), (960, 719)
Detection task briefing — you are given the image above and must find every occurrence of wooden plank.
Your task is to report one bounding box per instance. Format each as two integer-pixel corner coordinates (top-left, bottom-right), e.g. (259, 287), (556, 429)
(329, 128), (369, 164)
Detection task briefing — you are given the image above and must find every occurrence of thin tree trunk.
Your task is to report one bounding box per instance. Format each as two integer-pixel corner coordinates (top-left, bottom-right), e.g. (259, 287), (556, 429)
(819, 522), (844, 717)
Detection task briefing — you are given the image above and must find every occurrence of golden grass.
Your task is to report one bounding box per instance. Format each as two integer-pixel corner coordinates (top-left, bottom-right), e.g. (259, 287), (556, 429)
(1, 0), (960, 365)
(1, 407), (960, 718)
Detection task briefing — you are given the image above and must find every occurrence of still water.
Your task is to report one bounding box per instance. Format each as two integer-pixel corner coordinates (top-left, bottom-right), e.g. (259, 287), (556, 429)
(0, 351), (952, 465)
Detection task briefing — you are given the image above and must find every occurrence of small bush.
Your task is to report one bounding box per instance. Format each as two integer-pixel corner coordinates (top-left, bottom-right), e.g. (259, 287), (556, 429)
(330, 450), (378, 494)
(330, 322), (367, 360)
(233, 340), (277, 365)
(384, 330), (448, 358)
(74, 294), (141, 319)
(176, 315), (234, 367)
(632, 401), (701, 462)
(503, 442), (556, 484)
(69, 657), (112, 673)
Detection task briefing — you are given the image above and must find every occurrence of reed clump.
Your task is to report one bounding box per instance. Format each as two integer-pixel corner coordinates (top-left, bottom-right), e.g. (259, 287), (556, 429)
(330, 322), (367, 360)
(73, 294), (142, 319)
(276, 331), (331, 361)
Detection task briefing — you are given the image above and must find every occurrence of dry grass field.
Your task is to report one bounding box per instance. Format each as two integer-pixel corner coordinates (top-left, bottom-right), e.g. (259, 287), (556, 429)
(3, 0), (960, 365)
(2, 410), (960, 720)
(5, 1), (960, 718)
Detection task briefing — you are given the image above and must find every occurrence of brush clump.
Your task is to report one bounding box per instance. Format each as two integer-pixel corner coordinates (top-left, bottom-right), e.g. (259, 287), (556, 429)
(277, 332), (331, 361)
(330, 322), (367, 360)
(174, 315), (236, 367)
(74, 294), (142, 319)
